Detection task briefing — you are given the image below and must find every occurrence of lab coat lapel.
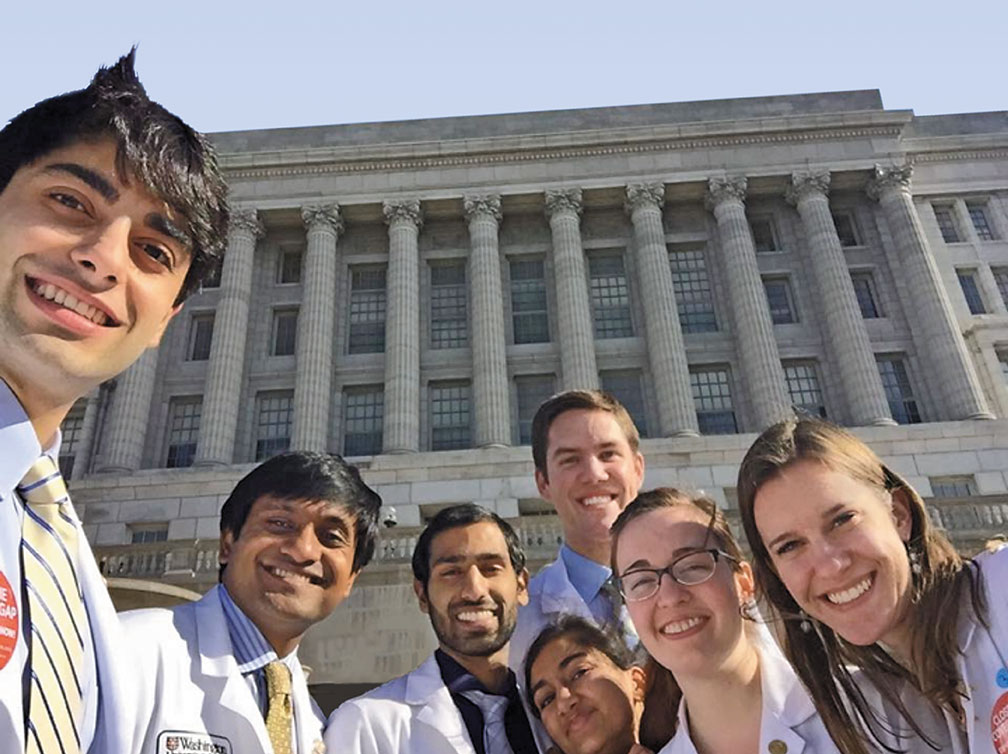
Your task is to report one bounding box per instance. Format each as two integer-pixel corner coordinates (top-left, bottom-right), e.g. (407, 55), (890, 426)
(407, 655), (477, 754)
(290, 660), (323, 753)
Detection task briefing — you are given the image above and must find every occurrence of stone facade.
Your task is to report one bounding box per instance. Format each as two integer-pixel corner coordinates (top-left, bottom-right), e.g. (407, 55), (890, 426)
(61, 90), (1008, 694)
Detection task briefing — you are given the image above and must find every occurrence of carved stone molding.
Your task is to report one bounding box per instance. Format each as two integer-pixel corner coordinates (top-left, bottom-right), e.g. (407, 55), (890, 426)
(301, 203), (344, 237)
(625, 182), (666, 214)
(229, 207), (265, 238)
(463, 194), (502, 224)
(382, 199), (423, 228)
(785, 170), (831, 205)
(705, 176), (747, 209)
(544, 188), (583, 219)
(866, 163), (913, 201)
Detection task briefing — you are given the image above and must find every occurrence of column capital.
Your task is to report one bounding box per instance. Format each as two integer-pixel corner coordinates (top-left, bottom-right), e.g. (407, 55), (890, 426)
(867, 163), (913, 201)
(382, 198), (423, 228)
(625, 182), (666, 214)
(229, 207), (264, 239)
(301, 203), (344, 237)
(544, 188), (583, 219)
(705, 176), (747, 210)
(786, 170), (831, 205)
(463, 194), (502, 224)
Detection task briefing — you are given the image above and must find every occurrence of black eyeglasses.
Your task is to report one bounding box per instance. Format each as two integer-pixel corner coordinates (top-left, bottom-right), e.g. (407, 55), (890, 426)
(615, 549), (737, 602)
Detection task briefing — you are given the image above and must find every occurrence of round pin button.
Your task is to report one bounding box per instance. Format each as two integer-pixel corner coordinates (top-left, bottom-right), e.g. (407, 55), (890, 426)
(768, 740), (788, 754)
(997, 667), (1008, 689)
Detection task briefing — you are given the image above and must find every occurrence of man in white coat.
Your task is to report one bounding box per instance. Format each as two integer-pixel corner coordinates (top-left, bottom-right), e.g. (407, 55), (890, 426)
(326, 504), (551, 754)
(509, 390), (645, 676)
(121, 451), (382, 754)
(0, 51), (229, 753)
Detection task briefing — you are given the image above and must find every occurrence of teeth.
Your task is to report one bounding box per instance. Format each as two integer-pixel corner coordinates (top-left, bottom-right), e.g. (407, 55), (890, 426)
(826, 577), (872, 605)
(457, 610), (495, 622)
(661, 616), (704, 635)
(34, 280), (110, 325)
(268, 566), (311, 584)
(581, 496), (611, 507)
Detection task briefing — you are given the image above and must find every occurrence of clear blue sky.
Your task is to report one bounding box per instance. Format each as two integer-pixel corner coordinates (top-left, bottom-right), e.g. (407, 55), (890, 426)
(4, 0), (1005, 135)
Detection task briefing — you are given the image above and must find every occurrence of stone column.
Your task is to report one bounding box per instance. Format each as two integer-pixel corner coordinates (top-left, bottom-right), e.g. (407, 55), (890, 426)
(867, 164), (994, 420)
(95, 350), (157, 472)
(291, 204), (344, 452)
(382, 199), (423, 453)
(625, 183), (698, 436)
(70, 387), (102, 479)
(464, 194), (510, 447)
(706, 177), (791, 430)
(786, 171), (894, 426)
(195, 208), (263, 465)
(545, 189), (598, 390)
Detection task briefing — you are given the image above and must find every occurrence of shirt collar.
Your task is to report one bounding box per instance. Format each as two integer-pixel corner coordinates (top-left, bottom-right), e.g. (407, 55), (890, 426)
(435, 648), (520, 701)
(218, 583), (285, 674)
(560, 543), (612, 604)
(0, 379), (48, 505)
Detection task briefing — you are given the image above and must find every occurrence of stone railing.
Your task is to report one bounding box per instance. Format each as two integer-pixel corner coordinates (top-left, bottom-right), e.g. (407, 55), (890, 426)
(92, 497), (1008, 582)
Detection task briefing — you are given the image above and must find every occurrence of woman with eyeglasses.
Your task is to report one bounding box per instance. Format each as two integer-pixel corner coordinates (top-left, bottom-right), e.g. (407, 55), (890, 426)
(609, 487), (841, 754)
(738, 417), (1001, 754)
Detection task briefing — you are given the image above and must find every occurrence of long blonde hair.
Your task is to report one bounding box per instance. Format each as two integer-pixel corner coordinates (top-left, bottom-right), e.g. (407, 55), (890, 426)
(736, 418), (984, 754)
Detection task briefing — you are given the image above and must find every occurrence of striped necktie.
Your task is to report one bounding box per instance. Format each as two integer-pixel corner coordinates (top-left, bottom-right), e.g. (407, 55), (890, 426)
(601, 576), (638, 647)
(18, 454), (85, 754)
(265, 661), (293, 754)
(459, 689), (514, 754)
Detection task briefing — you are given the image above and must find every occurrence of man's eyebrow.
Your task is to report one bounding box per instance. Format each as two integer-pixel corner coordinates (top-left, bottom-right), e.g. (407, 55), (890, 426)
(45, 163), (119, 202)
(145, 212), (191, 249)
(432, 552), (507, 567)
(550, 440), (619, 457)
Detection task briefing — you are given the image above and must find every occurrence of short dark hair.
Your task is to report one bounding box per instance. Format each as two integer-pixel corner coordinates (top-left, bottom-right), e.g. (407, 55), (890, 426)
(0, 48), (229, 304)
(531, 390), (640, 478)
(523, 615), (634, 718)
(411, 504), (526, 587)
(219, 452), (382, 576)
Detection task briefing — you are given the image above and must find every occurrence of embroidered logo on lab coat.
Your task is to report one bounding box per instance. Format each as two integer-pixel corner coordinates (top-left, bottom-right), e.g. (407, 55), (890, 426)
(157, 730), (232, 754)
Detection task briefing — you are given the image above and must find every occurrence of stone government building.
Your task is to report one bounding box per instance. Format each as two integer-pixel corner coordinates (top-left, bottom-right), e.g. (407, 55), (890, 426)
(60, 89), (1008, 707)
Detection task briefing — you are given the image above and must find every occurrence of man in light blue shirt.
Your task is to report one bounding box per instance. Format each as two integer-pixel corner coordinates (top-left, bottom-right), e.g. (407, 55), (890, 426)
(509, 390), (645, 675)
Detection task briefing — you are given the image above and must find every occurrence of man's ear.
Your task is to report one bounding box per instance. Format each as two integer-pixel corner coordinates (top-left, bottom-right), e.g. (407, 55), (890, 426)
(149, 302), (183, 348)
(516, 567), (530, 607)
(219, 529), (234, 572)
(413, 578), (430, 614)
(534, 468), (550, 500)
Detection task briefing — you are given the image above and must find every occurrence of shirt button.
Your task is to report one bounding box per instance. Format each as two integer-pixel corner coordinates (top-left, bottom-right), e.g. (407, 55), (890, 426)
(768, 741), (788, 754)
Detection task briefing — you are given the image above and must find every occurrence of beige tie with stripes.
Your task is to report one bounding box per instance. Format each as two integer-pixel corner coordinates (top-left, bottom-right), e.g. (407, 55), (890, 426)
(18, 454), (85, 754)
(265, 660), (293, 754)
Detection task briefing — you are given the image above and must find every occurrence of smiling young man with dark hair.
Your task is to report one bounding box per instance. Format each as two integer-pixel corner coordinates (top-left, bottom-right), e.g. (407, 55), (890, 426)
(0, 50), (229, 754)
(326, 503), (551, 754)
(121, 451), (382, 754)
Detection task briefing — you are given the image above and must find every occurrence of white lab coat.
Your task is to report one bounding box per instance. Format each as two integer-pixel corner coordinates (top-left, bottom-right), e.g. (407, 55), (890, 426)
(510, 556), (593, 676)
(658, 624), (839, 754)
(119, 585), (325, 754)
(325, 653), (551, 754)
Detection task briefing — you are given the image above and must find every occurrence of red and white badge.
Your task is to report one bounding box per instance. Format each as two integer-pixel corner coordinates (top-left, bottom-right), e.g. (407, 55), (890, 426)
(0, 570), (19, 670)
(992, 691), (1008, 754)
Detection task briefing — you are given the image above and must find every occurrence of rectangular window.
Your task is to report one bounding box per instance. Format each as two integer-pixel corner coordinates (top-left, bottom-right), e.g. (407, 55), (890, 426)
(929, 475), (976, 498)
(832, 213), (860, 247)
(601, 370), (648, 437)
(783, 362), (827, 418)
(166, 397), (202, 468)
(348, 266), (387, 354)
(510, 258), (549, 344)
(272, 309), (298, 356)
(589, 254), (633, 339)
(58, 409), (85, 479)
(957, 270), (987, 315)
(277, 249), (303, 284)
(187, 313), (214, 361)
(850, 272), (881, 319)
(515, 375), (556, 445)
(763, 277), (797, 324)
(343, 386), (384, 456)
(129, 523), (169, 544)
(997, 349), (1008, 384)
(430, 381), (471, 451)
(690, 367), (737, 434)
(430, 262), (468, 349)
(255, 391), (293, 461)
(968, 204), (996, 241)
(994, 268), (1008, 308)
(932, 204), (960, 243)
(877, 356), (921, 424)
(669, 249), (717, 333)
(749, 217), (779, 252)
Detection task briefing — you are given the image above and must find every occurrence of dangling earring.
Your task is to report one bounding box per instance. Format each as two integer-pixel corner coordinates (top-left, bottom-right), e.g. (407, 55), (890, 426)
(738, 600), (757, 621)
(799, 610), (812, 633)
(907, 542), (922, 576)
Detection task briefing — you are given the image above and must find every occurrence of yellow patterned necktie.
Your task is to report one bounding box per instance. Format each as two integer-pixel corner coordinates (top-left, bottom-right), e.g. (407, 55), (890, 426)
(265, 660), (293, 754)
(18, 454), (85, 754)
